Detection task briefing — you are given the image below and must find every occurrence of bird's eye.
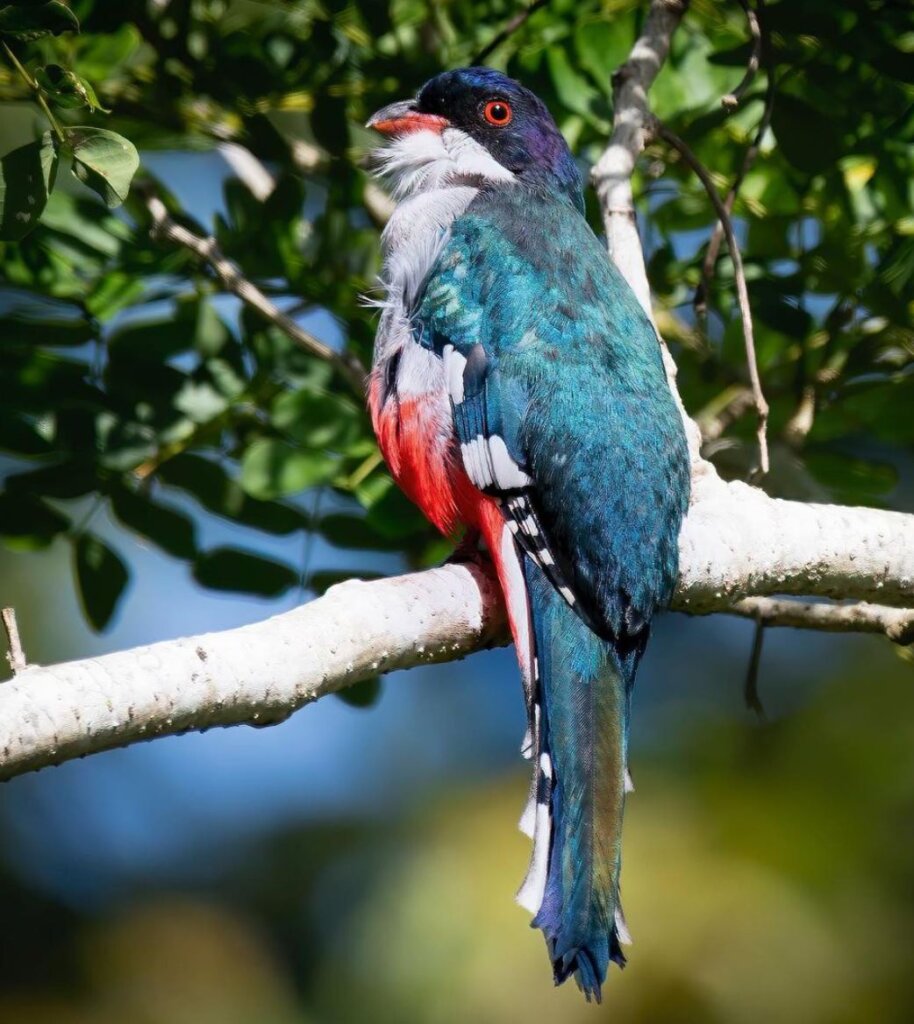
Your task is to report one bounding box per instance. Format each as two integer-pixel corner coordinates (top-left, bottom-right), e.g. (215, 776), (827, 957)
(483, 100), (512, 126)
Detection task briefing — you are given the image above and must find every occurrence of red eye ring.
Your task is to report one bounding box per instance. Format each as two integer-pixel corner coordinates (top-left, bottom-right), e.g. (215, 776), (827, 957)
(483, 99), (512, 126)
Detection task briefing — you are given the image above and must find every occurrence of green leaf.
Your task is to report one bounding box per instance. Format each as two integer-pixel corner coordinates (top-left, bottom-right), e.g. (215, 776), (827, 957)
(309, 569), (381, 594)
(271, 389), (365, 451)
(707, 42), (755, 68)
(319, 512), (406, 551)
(6, 461), (97, 499)
(193, 546), (297, 597)
(546, 45), (607, 124)
(574, 17), (634, 88)
(0, 309), (93, 347)
(0, 133), (58, 241)
(356, 473), (428, 540)
(310, 92), (349, 156)
(74, 24), (140, 81)
(108, 316), (194, 363)
(66, 127), (139, 208)
(335, 676), (382, 708)
(173, 379), (229, 423)
(771, 93), (844, 175)
(156, 454), (307, 535)
(0, 2), (79, 39)
(0, 493), (69, 550)
(0, 411), (54, 455)
(195, 300), (230, 356)
(110, 485), (197, 560)
(240, 438), (337, 499)
(73, 532), (129, 631)
(39, 188), (125, 256)
(35, 64), (108, 111)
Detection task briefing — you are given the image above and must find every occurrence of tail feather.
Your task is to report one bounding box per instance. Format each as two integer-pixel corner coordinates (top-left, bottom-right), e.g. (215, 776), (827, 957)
(485, 508), (642, 1001)
(522, 556), (638, 1002)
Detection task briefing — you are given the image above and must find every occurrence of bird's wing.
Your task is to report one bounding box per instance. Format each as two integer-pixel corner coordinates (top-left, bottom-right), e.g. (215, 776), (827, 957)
(432, 328), (590, 625)
(415, 189), (689, 641)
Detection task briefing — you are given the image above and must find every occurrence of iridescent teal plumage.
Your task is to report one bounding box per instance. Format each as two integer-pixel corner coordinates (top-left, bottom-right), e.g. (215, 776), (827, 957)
(527, 560), (630, 994)
(417, 186), (689, 999)
(368, 67), (689, 1001)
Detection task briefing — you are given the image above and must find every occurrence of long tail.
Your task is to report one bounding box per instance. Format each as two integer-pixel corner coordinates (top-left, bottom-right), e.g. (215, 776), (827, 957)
(516, 557), (638, 1002)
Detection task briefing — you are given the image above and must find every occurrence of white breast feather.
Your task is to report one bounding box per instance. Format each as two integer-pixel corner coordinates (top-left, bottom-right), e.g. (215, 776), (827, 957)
(371, 124), (517, 363)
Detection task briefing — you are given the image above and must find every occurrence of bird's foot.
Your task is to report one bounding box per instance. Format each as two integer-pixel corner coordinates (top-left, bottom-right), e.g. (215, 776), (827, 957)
(446, 529), (490, 569)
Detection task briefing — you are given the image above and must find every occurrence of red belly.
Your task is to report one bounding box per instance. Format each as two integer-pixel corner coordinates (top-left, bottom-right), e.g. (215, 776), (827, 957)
(368, 371), (531, 684)
(368, 374), (496, 538)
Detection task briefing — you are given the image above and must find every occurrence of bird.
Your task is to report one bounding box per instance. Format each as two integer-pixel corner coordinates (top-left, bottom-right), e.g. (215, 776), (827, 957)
(365, 67), (690, 1001)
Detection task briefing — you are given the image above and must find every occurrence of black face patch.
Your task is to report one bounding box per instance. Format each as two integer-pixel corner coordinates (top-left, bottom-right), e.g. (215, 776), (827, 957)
(381, 348), (401, 406)
(413, 67), (582, 206)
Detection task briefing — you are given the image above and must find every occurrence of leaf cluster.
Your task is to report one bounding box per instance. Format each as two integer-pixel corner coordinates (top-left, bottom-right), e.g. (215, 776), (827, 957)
(0, 1), (138, 238)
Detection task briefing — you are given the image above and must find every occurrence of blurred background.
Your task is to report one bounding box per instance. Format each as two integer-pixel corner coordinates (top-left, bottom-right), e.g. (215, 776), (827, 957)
(1, 1), (913, 1022)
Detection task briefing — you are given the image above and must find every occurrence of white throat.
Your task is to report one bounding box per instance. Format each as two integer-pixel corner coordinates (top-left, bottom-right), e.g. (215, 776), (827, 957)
(375, 126), (515, 199)
(371, 127), (514, 352)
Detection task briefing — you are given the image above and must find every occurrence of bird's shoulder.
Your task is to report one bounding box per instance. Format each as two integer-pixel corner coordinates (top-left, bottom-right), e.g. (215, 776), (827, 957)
(417, 188), (656, 367)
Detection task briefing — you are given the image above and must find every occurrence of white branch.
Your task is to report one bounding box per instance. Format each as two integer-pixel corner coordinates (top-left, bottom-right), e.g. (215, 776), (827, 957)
(3, 0), (913, 783)
(591, 0), (689, 314)
(678, 466), (914, 610)
(0, 565), (506, 782)
(2, 489), (912, 781)
(716, 596), (914, 644)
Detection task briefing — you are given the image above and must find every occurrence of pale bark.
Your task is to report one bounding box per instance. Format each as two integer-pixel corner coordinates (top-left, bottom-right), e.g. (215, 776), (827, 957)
(0, 565), (505, 781)
(3, 485), (911, 780)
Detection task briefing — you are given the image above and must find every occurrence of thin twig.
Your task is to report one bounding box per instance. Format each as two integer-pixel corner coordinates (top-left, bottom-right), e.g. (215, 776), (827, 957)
(720, 597), (914, 646)
(721, 0), (761, 109)
(696, 0), (773, 319)
(654, 119), (769, 475)
(1, 41), (66, 143)
(473, 0), (550, 64)
(744, 616), (766, 717)
(2, 608), (27, 675)
(145, 195), (368, 394)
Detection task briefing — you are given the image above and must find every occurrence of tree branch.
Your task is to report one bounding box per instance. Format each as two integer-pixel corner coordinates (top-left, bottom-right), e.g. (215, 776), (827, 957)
(1, 607), (26, 675)
(717, 596), (914, 645)
(721, 0), (761, 110)
(3, 493), (913, 780)
(590, 0), (691, 316)
(0, 565), (506, 781)
(146, 195), (368, 394)
(695, 0), (773, 322)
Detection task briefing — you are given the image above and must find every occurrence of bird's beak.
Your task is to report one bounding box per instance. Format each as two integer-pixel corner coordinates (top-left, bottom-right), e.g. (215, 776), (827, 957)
(366, 99), (449, 136)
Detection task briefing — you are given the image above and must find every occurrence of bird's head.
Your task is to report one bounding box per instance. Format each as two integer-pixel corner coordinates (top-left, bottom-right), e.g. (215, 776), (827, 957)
(367, 67), (582, 211)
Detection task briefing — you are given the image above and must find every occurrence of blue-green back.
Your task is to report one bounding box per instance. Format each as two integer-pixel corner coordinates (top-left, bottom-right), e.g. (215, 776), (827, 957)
(416, 188), (689, 639)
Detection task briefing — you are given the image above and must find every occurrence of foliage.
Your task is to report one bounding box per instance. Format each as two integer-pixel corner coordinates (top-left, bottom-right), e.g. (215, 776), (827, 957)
(0, 1), (137, 236)
(0, 0), (912, 651)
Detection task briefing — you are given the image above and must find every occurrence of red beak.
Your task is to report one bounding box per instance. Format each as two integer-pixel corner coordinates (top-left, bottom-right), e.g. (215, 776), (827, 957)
(366, 100), (449, 136)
